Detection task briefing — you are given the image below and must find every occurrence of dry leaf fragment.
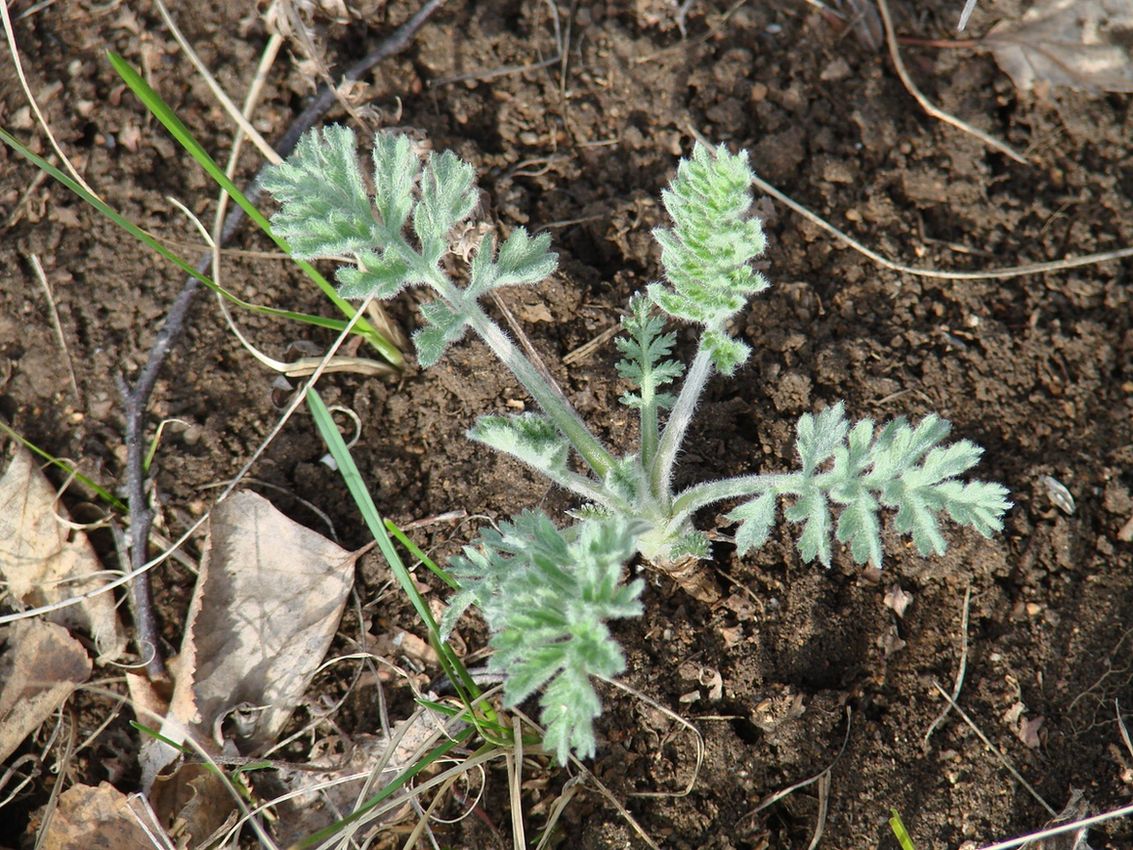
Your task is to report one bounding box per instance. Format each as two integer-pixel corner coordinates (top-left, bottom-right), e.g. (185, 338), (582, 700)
(0, 620), (91, 763)
(150, 762), (239, 848)
(39, 782), (158, 850)
(985, 0), (1133, 93)
(143, 491), (357, 785)
(0, 444), (126, 662)
(883, 584), (913, 618)
(270, 710), (448, 846)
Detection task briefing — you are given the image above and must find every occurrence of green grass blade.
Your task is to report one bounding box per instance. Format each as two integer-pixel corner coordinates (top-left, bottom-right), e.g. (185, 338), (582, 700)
(107, 51), (272, 235)
(384, 517), (459, 589)
(106, 52), (403, 367)
(305, 388), (484, 711)
(0, 420), (126, 512)
(889, 809), (917, 850)
(0, 129), (361, 335)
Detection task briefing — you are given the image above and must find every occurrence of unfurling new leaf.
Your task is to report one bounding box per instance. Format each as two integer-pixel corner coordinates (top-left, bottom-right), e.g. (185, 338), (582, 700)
(616, 293), (683, 411)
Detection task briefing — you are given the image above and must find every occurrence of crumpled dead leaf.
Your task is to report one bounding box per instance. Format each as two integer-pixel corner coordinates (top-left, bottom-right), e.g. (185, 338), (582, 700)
(0, 444), (126, 662)
(140, 490), (357, 787)
(269, 710), (448, 847)
(985, 0), (1133, 93)
(39, 782), (158, 850)
(149, 762), (240, 848)
(0, 620), (91, 763)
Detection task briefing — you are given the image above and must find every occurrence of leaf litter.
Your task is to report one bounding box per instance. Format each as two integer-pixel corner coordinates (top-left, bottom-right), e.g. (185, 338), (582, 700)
(984, 0), (1133, 93)
(0, 443), (126, 662)
(137, 490), (358, 795)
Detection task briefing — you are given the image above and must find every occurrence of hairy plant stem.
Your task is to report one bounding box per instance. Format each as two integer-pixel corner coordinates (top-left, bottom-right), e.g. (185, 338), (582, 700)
(637, 378), (661, 477)
(425, 269), (616, 480)
(671, 471), (807, 522)
(651, 343), (714, 506)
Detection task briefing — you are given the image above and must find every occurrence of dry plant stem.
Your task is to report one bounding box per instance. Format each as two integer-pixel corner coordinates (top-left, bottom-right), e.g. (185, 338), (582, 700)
(745, 166), (1133, 281)
(930, 682), (1057, 817)
(923, 583), (971, 746)
(119, 0), (445, 681)
(28, 253), (80, 404)
(976, 802), (1133, 850)
(875, 0), (1029, 165)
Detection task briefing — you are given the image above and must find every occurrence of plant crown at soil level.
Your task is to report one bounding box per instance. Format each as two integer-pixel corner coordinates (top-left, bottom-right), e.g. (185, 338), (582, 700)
(264, 126), (1011, 764)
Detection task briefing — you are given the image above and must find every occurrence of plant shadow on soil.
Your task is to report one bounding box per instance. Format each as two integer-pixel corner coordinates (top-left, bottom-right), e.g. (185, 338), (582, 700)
(1, 0), (1132, 847)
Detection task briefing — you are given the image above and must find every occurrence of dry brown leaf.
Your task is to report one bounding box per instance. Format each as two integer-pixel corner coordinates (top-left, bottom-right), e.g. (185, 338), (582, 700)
(985, 0), (1133, 93)
(0, 444), (126, 662)
(150, 762), (240, 848)
(270, 711), (447, 846)
(0, 620), (91, 763)
(39, 782), (158, 850)
(142, 490), (356, 785)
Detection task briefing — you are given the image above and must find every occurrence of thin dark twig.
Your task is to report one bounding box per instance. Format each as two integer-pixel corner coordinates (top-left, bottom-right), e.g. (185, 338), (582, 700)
(119, 0), (445, 681)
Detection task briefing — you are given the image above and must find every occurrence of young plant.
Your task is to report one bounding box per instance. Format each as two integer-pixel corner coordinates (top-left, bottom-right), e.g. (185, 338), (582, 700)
(264, 127), (1011, 764)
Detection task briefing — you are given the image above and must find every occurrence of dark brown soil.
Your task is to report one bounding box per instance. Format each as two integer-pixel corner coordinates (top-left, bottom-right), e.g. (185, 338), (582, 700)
(2, 1), (1133, 848)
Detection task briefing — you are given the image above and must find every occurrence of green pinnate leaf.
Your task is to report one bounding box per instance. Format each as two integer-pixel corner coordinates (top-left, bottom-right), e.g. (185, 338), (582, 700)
(413, 300), (471, 367)
(934, 480), (1012, 536)
(465, 228), (558, 300)
(701, 329), (751, 376)
(786, 486), (833, 566)
(834, 489), (883, 566)
(262, 124), (377, 257)
(726, 491), (777, 556)
(370, 132), (418, 239)
(414, 150), (477, 263)
(669, 529), (710, 560)
(496, 227), (557, 287)
(540, 666), (604, 763)
(468, 413), (570, 476)
(442, 513), (642, 764)
(784, 407), (1012, 565)
(335, 247), (413, 299)
(796, 402), (850, 474)
(616, 293), (684, 410)
(890, 485), (947, 557)
(910, 440), (984, 485)
(649, 142), (770, 332)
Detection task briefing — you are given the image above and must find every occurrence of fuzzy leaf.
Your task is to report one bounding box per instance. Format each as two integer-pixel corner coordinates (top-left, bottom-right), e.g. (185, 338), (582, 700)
(786, 486), (833, 566)
(369, 132), (418, 238)
(776, 405), (1011, 567)
(701, 329), (751, 376)
(465, 228), (558, 300)
(616, 293), (684, 410)
(336, 248), (413, 299)
(796, 402), (850, 474)
(496, 227), (557, 287)
(669, 529), (710, 560)
(412, 300), (471, 367)
(443, 513), (643, 764)
(468, 414), (570, 476)
(934, 480), (1012, 536)
(262, 125), (377, 258)
(465, 233), (500, 299)
(602, 456), (645, 506)
(833, 488), (882, 566)
(649, 142), (770, 333)
(726, 491), (777, 556)
(414, 150), (477, 263)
